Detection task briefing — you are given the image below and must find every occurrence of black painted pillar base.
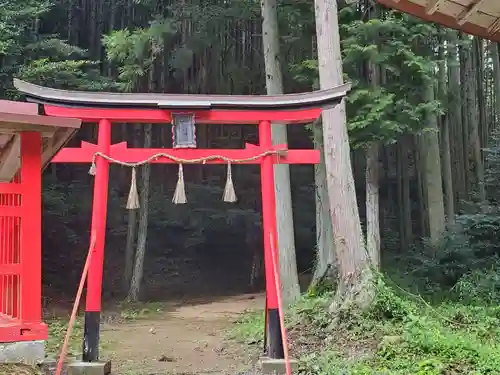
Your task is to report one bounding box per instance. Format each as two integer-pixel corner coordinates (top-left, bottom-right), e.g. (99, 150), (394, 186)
(267, 308), (284, 359)
(83, 311), (100, 362)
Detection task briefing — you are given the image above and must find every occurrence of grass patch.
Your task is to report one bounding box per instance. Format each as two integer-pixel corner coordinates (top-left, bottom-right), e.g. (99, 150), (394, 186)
(230, 278), (500, 374)
(46, 317), (84, 357)
(0, 364), (43, 374)
(46, 315), (117, 358)
(114, 300), (165, 321)
(227, 310), (265, 345)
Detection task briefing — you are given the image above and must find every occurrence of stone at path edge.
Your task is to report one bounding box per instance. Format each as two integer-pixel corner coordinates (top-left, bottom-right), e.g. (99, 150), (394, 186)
(67, 361), (111, 375)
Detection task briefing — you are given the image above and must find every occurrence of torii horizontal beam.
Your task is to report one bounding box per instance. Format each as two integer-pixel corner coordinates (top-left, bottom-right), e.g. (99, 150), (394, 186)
(42, 105), (324, 124)
(52, 141), (320, 165)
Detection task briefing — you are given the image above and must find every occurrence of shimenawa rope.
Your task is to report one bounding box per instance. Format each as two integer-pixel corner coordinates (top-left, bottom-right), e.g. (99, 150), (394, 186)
(87, 149), (286, 208)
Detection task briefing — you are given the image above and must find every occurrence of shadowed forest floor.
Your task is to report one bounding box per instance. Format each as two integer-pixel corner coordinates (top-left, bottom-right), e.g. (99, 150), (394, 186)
(46, 293), (265, 375)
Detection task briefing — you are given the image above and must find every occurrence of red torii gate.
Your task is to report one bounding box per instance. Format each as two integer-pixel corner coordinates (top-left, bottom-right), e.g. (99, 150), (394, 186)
(14, 78), (350, 365)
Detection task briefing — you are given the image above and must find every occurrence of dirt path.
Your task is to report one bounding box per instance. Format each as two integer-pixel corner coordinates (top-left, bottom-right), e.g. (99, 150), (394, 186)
(102, 293), (264, 375)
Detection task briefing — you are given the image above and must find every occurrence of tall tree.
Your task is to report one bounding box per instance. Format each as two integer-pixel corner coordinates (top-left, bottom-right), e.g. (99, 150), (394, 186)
(365, 65), (380, 267)
(420, 76), (446, 245)
(491, 43), (500, 124)
(447, 31), (465, 203)
(103, 20), (174, 301)
(439, 32), (454, 224)
(314, 0), (373, 310)
(471, 37), (485, 201)
(312, 119), (336, 285)
(260, 0), (300, 304)
(365, 5), (381, 268)
(129, 123), (152, 301)
(123, 126), (141, 292)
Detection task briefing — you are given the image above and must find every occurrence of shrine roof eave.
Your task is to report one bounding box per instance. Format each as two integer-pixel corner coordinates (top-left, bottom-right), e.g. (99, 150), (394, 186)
(376, 0), (500, 42)
(0, 100), (81, 182)
(13, 79), (351, 111)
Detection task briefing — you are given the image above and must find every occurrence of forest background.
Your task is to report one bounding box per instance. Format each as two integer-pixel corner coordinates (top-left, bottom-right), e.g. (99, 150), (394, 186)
(4, 0), (500, 372)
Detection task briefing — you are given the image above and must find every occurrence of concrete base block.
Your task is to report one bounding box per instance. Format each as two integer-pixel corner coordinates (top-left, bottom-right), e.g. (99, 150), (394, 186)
(0, 340), (45, 365)
(39, 357), (76, 375)
(67, 361), (111, 375)
(260, 357), (298, 374)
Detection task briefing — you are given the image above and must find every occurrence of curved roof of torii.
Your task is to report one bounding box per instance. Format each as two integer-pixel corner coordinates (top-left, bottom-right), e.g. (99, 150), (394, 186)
(377, 0), (500, 42)
(13, 79), (351, 111)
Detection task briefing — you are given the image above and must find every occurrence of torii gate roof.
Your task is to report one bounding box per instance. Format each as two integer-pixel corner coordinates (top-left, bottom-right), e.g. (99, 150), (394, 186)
(13, 79), (351, 111)
(377, 0), (500, 42)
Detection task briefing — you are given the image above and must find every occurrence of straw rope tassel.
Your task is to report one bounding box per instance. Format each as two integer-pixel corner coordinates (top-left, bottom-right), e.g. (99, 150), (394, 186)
(223, 162), (237, 203)
(173, 164), (187, 204)
(126, 167), (140, 209)
(88, 161), (96, 176)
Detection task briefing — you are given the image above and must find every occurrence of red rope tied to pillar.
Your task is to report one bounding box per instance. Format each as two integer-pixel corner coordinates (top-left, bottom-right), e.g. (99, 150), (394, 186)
(263, 295), (268, 354)
(269, 232), (292, 375)
(55, 232), (97, 375)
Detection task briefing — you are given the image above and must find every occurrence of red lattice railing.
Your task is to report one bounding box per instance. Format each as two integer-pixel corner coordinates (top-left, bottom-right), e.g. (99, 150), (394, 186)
(0, 173), (21, 323)
(0, 132), (47, 342)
